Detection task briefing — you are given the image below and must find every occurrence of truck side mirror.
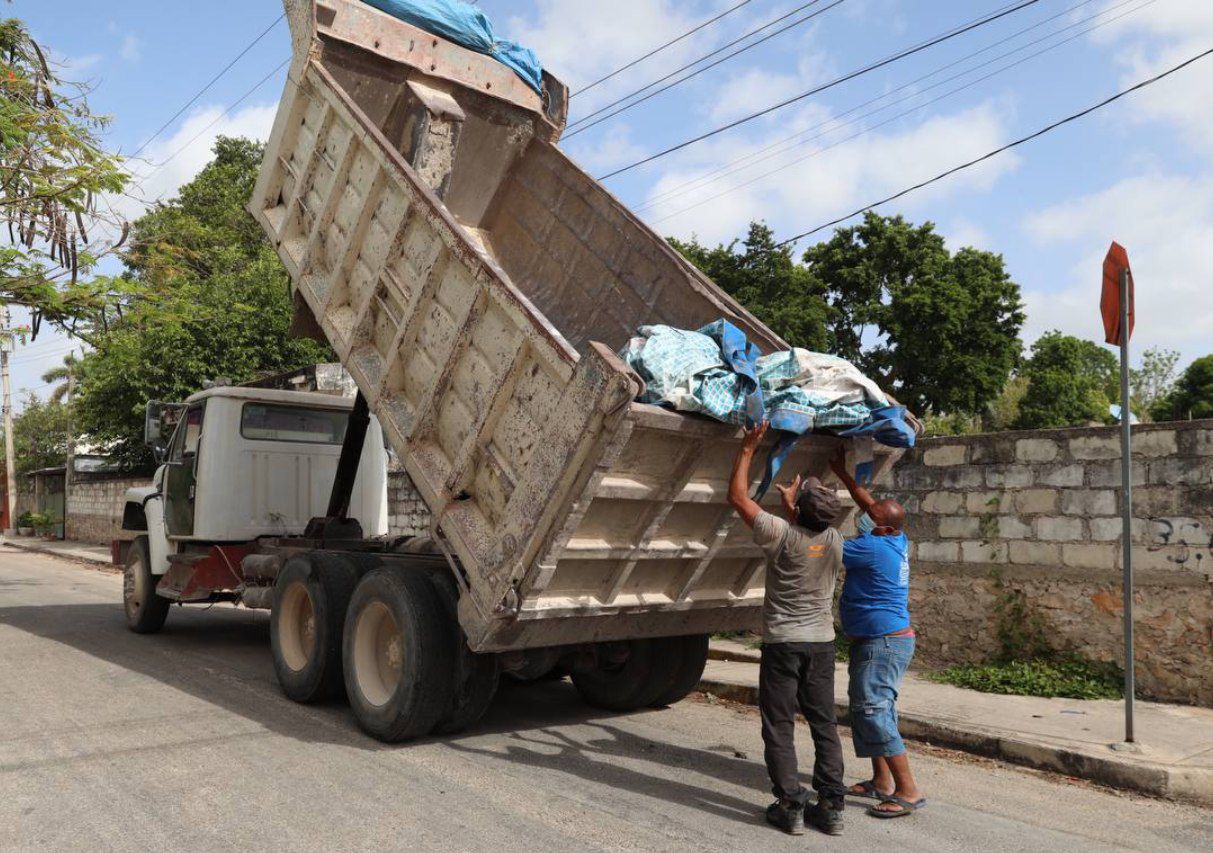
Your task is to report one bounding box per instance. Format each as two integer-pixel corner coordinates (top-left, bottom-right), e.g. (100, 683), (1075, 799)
(145, 400), (185, 460)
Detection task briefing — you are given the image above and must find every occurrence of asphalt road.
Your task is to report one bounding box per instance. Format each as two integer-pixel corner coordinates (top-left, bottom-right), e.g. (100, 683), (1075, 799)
(2, 549), (1211, 853)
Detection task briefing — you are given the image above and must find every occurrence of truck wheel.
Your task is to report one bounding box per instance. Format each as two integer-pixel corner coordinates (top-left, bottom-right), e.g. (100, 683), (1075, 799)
(343, 568), (456, 742)
(271, 553), (357, 703)
(123, 536), (170, 634)
(429, 572), (499, 734)
(649, 635), (710, 707)
(572, 639), (671, 711)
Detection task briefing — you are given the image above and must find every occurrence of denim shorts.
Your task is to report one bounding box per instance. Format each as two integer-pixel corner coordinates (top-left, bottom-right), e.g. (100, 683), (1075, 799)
(847, 635), (916, 758)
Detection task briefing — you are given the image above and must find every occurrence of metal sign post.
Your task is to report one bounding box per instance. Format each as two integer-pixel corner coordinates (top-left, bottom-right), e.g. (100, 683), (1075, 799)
(1101, 241), (1136, 745)
(1117, 265), (1135, 743)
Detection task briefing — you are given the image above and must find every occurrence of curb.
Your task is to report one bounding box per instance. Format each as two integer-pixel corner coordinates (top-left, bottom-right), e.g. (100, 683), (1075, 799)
(697, 677), (1213, 807)
(2, 540), (114, 567)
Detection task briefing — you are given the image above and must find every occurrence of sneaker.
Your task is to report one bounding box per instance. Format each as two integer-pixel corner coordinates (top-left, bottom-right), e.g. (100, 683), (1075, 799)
(765, 799), (806, 835)
(805, 799), (845, 836)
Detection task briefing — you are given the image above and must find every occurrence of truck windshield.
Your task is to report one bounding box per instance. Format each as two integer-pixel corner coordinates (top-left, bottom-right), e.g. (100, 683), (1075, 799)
(240, 403), (349, 445)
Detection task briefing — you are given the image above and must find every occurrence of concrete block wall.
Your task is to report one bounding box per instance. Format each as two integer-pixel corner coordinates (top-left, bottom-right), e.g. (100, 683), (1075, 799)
(66, 476), (153, 545)
(388, 470), (430, 537)
(59, 471), (430, 544)
(891, 420), (1213, 705)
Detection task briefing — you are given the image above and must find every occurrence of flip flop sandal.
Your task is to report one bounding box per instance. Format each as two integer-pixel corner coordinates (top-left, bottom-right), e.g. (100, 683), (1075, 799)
(849, 780), (893, 801)
(868, 797), (927, 819)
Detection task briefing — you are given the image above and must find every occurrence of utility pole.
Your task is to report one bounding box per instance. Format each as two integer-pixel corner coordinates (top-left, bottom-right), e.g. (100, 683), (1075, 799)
(64, 353), (76, 540)
(1, 305), (16, 536)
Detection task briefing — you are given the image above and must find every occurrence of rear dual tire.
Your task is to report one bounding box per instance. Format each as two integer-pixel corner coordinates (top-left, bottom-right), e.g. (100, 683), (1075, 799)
(270, 553), (360, 703)
(342, 568), (456, 742)
(571, 635), (709, 711)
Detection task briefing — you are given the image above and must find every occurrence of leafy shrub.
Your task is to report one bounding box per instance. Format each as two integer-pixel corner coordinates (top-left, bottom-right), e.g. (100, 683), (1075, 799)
(926, 657), (1123, 700)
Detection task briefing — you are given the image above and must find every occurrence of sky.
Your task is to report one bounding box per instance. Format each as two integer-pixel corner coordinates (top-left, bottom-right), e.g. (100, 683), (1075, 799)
(11, 0), (1213, 407)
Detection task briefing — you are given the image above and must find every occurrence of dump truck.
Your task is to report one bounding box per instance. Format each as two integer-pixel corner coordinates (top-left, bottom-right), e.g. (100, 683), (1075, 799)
(120, 0), (906, 743)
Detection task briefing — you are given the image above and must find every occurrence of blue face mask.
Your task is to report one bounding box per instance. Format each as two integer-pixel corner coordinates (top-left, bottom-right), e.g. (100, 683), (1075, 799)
(857, 511), (877, 536)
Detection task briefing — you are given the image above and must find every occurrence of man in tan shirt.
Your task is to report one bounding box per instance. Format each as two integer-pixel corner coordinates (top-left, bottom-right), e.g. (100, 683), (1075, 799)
(729, 421), (847, 837)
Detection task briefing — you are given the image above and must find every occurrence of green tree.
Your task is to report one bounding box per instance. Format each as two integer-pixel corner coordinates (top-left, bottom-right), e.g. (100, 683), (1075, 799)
(670, 222), (830, 351)
(803, 212), (1024, 415)
(73, 137), (331, 469)
(1014, 332), (1118, 429)
(985, 375), (1029, 431)
(1130, 346), (1179, 421)
(39, 351), (79, 403)
(0, 17), (132, 336)
(1151, 355), (1213, 422)
(6, 393), (70, 475)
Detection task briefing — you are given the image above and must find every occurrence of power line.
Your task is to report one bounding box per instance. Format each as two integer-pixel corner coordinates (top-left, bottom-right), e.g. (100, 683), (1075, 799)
(566, 0), (834, 134)
(597, 0), (1043, 180)
(129, 13), (285, 159)
(137, 57), (290, 190)
(776, 45), (1213, 247)
(572, 0), (755, 98)
(568, 0), (847, 138)
(645, 0), (1152, 222)
(637, 0), (1107, 212)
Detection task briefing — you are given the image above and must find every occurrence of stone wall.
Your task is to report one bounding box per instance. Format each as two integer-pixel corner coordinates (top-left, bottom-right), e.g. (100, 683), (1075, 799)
(388, 470), (430, 537)
(61, 470), (430, 543)
(66, 475), (153, 545)
(891, 419), (1213, 705)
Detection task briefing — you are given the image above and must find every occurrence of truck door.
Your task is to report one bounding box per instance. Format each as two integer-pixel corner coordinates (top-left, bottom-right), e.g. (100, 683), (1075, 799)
(164, 402), (205, 537)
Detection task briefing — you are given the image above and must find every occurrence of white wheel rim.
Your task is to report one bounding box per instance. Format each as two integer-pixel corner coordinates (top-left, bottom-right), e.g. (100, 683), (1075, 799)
(124, 554), (146, 617)
(353, 600), (403, 707)
(278, 581), (316, 672)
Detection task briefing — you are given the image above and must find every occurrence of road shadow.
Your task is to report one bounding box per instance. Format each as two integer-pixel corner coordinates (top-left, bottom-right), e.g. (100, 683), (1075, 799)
(2, 598), (781, 826)
(446, 712), (769, 828)
(0, 602), (629, 751)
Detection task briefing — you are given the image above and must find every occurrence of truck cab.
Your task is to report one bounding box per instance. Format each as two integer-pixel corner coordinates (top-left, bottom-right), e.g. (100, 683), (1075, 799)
(121, 386), (388, 583)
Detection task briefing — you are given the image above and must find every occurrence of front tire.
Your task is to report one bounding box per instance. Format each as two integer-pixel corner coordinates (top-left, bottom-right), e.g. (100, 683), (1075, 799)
(270, 553), (358, 703)
(123, 536), (170, 634)
(343, 568), (456, 742)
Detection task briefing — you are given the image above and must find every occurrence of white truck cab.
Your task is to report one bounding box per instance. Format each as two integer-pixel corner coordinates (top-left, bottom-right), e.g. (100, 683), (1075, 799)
(123, 385), (388, 578)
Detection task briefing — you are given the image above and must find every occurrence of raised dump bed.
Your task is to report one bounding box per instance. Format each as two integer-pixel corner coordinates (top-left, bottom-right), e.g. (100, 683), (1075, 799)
(252, 0), (902, 652)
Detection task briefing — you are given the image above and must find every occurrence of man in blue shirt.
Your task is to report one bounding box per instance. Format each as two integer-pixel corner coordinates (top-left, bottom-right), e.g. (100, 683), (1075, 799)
(830, 449), (926, 819)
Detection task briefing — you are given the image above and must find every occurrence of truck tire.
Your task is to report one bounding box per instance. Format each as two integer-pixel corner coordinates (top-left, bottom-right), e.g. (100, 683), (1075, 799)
(271, 553), (358, 704)
(572, 639), (672, 711)
(429, 571), (499, 735)
(343, 567), (456, 742)
(648, 635), (710, 707)
(123, 536), (170, 634)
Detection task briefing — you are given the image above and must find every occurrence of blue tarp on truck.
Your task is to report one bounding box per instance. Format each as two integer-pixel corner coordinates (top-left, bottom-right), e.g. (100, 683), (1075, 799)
(360, 0), (544, 94)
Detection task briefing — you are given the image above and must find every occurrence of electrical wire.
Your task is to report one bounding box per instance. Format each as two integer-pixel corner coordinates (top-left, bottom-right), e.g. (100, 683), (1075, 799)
(775, 45), (1213, 246)
(572, 0), (755, 98)
(129, 13), (285, 159)
(566, 0), (834, 134)
(597, 0), (1044, 180)
(137, 57), (290, 190)
(637, 0), (1107, 212)
(645, 0), (1153, 223)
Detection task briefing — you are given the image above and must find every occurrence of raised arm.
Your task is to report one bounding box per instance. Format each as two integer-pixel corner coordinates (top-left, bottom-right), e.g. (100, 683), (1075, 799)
(728, 421), (768, 528)
(830, 446), (876, 514)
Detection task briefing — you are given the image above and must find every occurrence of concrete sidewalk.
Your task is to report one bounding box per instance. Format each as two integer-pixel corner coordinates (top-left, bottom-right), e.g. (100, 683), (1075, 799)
(1, 536), (114, 566)
(701, 639), (1213, 807)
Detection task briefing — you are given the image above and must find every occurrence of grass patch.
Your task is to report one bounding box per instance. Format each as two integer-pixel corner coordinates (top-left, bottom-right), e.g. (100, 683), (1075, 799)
(926, 657), (1123, 700)
(834, 635), (851, 662)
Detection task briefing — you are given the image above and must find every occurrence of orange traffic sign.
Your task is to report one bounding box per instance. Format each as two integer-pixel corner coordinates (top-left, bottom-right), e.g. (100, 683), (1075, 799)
(1101, 242), (1134, 346)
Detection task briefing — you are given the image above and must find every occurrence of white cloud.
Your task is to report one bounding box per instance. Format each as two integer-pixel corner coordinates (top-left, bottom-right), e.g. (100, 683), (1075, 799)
(114, 104), (278, 224)
(564, 123), (647, 175)
(945, 219), (993, 251)
(1023, 172), (1213, 360)
(641, 101), (1019, 245)
(119, 33), (142, 63)
(1090, 0), (1213, 155)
